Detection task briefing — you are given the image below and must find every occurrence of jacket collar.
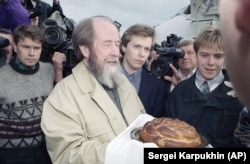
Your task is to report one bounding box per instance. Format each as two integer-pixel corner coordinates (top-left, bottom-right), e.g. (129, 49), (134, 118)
(184, 71), (234, 102)
(71, 62), (132, 131)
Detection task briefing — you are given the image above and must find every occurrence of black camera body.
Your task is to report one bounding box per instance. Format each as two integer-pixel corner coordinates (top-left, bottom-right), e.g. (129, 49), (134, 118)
(43, 19), (68, 49)
(42, 15), (76, 77)
(0, 36), (9, 66)
(150, 34), (184, 77)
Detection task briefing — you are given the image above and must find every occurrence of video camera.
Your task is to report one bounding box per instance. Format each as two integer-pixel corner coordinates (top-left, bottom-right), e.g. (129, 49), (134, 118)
(43, 18), (69, 49)
(150, 34), (184, 77)
(42, 11), (76, 77)
(0, 36), (9, 66)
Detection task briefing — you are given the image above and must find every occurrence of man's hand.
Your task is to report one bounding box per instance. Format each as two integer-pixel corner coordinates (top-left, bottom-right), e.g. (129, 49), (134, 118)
(52, 52), (66, 83)
(52, 52), (66, 71)
(163, 64), (182, 86)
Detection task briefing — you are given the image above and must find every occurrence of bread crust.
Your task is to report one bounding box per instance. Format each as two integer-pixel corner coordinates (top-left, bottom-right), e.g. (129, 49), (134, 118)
(138, 117), (201, 148)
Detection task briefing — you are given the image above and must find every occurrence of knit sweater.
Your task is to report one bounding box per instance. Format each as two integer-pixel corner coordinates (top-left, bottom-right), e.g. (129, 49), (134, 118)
(0, 61), (55, 148)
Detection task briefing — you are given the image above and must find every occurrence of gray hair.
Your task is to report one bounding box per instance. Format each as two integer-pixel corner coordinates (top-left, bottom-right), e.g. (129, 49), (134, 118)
(177, 38), (194, 48)
(72, 16), (118, 60)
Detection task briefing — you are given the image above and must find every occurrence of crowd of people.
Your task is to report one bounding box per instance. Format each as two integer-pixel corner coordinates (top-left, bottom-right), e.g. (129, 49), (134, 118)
(0, 0), (250, 164)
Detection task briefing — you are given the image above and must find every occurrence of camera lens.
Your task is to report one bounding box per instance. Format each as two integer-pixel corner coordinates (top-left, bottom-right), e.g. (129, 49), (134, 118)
(151, 57), (171, 77)
(48, 30), (58, 40)
(0, 36), (9, 48)
(45, 27), (61, 46)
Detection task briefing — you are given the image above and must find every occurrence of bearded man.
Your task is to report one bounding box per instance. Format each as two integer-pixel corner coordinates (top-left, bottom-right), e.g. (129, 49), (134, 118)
(40, 16), (146, 164)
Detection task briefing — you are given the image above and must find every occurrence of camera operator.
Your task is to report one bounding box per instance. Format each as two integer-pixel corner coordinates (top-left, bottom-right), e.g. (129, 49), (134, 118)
(41, 10), (77, 78)
(0, 28), (15, 64)
(164, 38), (197, 92)
(149, 34), (184, 78)
(148, 34), (185, 93)
(0, 0), (31, 32)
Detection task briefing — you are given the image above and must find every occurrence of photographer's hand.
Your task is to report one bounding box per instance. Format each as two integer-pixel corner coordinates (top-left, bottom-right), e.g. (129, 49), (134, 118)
(163, 64), (182, 86)
(52, 52), (66, 83)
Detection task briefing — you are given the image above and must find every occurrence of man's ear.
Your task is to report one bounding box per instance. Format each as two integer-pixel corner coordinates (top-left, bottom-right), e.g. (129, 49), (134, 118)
(79, 45), (90, 58)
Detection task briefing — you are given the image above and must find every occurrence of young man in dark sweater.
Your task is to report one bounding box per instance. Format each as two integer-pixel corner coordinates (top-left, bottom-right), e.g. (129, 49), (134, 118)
(0, 25), (64, 163)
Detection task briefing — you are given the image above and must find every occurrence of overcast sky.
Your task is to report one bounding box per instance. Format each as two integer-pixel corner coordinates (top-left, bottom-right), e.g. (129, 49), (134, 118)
(43, 0), (190, 32)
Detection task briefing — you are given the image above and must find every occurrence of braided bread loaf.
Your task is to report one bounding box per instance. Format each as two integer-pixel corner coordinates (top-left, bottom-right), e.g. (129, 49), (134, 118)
(138, 117), (201, 148)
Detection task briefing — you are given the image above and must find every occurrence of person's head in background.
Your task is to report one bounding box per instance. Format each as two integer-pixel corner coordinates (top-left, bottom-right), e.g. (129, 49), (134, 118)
(13, 25), (44, 67)
(0, 28), (14, 64)
(72, 16), (122, 89)
(177, 38), (197, 78)
(193, 26), (225, 81)
(120, 24), (155, 74)
(220, 0), (250, 108)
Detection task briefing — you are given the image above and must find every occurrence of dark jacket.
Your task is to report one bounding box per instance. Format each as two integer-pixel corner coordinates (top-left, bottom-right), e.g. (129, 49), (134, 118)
(166, 70), (244, 147)
(35, 0), (63, 27)
(24, 0), (63, 27)
(138, 69), (170, 117)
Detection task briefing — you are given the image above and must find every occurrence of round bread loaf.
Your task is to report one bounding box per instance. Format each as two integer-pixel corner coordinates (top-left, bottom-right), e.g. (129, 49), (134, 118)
(138, 117), (201, 148)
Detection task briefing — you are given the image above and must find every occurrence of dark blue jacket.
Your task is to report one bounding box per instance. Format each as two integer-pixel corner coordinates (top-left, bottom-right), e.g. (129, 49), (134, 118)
(138, 69), (170, 117)
(33, 0), (63, 27)
(166, 71), (244, 147)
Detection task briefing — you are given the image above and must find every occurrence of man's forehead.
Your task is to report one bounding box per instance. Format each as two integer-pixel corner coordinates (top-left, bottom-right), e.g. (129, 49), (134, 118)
(94, 27), (119, 41)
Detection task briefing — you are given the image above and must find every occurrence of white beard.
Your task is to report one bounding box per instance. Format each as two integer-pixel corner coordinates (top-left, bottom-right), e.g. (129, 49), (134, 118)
(97, 62), (124, 89)
(88, 52), (124, 89)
